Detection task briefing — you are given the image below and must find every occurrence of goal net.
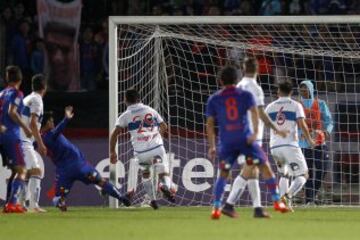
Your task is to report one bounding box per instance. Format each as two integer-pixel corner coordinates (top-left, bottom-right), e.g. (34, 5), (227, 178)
(109, 16), (360, 207)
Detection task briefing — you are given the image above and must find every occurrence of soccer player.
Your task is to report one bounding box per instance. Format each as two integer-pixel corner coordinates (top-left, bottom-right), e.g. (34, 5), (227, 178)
(110, 88), (175, 210)
(223, 58), (288, 218)
(1, 66), (33, 213)
(298, 80), (333, 205)
(20, 74), (47, 212)
(206, 65), (289, 220)
(265, 81), (316, 211)
(41, 106), (130, 211)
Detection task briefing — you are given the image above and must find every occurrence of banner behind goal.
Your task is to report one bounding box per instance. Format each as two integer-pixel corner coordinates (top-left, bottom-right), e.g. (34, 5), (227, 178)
(109, 16), (360, 208)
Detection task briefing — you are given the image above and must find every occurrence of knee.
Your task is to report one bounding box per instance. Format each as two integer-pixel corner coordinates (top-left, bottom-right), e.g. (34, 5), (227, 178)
(142, 170), (151, 179)
(241, 165), (258, 179)
(28, 168), (42, 177)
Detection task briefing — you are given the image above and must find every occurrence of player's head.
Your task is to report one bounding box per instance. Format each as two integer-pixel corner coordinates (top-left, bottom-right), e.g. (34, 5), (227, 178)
(243, 57), (258, 76)
(42, 111), (55, 130)
(32, 74), (47, 94)
(299, 83), (310, 99)
(219, 65), (238, 86)
(277, 80), (293, 97)
(5, 65), (22, 85)
(125, 88), (140, 105)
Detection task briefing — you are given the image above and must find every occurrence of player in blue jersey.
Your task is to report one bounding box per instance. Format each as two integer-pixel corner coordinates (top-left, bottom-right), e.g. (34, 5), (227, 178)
(40, 106), (131, 211)
(1, 66), (33, 213)
(206, 65), (289, 219)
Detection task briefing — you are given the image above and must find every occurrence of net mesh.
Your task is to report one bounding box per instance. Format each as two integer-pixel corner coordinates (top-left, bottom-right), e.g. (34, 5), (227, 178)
(115, 22), (360, 206)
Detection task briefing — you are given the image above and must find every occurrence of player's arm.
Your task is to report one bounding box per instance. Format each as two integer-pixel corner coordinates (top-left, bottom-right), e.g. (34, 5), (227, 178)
(206, 116), (216, 161)
(8, 103), (32, 138)
(52, 106), (74, 137)
(159, 122), (167, 137)
(247, 106), (259, 144)
(30, 114), (47, 155)
(109, 126), (122, 164)
(258, 106), (288, 138)
(297, 117), (316, 148)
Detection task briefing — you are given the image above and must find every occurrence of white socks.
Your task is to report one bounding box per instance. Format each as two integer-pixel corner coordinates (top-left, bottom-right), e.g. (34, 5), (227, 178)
(288, 176), (307, 198)
(226, 175), (247, 205)
(248, 179), (261, 208)
(28, 176), (41, 209)
(143, 178), (156, 201)
(279, 177), (289, 196)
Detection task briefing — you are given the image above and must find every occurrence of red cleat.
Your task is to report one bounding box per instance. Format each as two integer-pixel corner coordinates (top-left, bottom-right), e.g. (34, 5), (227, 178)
(3, 203), (26, 214)
(211, 208), (221, 220)
(274, 201), (290, 213)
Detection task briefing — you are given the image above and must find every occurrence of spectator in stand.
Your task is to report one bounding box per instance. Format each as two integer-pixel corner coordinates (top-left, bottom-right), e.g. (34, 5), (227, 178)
(207, 5), (221, 15)
(14, 2), (25, 22)
(1, 6), (17, 65)
(80, 26), (99, 91)
(10, 19), (32, 94)
(260, 0), (282, 15)
(30, 38), (45, 75)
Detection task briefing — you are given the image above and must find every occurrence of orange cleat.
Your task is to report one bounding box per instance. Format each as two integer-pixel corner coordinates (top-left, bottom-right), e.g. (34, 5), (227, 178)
(3, 203), (26, 214)
(211, 208), (221, 220)
(274, 201), (291, 213)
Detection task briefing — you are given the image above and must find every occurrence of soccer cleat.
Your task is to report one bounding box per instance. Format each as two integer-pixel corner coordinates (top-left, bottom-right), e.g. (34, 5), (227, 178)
(119, 195), (131, 207)
(273, 201), (291, 213)
(253, 207), (271, 218)
(3, 203), (26, 213)
(211, 208), (221, 220)
(281, 194), (294, 212)
(150, 200), (159, 210)
(160, 185), (176, 203)
(221, 203), (239, 218)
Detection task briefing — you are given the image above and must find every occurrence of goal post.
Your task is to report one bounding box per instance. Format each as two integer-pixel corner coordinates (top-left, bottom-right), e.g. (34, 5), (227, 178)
(109, 16), (360, 208)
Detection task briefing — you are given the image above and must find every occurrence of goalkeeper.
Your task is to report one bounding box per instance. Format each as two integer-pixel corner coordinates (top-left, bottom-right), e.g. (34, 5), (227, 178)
(298, 80), (333, 205)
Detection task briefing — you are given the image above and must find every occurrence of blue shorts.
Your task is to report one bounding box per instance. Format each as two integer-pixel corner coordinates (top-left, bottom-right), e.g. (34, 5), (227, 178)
(218, 141), (268, 170)
(2, 136), (25, 167)
(55, 162), (102, 197)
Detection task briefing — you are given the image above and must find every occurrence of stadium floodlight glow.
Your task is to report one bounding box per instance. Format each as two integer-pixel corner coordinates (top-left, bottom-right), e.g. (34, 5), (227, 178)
(109, 16), (360, 208)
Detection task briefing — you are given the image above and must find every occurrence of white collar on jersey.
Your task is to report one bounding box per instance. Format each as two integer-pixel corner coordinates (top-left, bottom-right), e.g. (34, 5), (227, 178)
(127, 103), (143, 109)
(278, 96), (291, 100)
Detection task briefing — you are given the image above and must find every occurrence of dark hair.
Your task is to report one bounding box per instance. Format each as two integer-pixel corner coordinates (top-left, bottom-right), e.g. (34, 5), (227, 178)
(44, 21), (76, 39)
(6, 65), (22, 83)
(278, 80), (293, 95)
(243, 57), (258, 74)
(219, 65), (238, 85)
(42, 111), (54, 126)
(32, 74), (46, 91)
(125, 88), (140, 104)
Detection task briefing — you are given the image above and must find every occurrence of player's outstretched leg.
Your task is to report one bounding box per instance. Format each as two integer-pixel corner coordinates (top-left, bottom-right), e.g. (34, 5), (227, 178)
(211, 169), (229, 219)
(98, 180), (131, 207)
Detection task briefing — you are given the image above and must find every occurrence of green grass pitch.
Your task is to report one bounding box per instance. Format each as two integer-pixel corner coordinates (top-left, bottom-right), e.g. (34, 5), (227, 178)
(1, 207), (359, 240)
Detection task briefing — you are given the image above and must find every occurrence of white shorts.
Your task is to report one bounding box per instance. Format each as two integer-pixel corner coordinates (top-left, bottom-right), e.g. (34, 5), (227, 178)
(271, 146), (308, 177)
(134, 146), (169, 174)
(23, 142), (44, 174)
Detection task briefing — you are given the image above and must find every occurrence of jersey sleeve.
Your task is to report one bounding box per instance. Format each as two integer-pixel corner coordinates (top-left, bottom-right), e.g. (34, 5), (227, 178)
(296, 103), (306, 119)
(205, 95), (216, 118)
(30, 97), (43, 117)
(9, 90), (23, 107)
(153, 109), (164, 124)
(115, 112), (127, 128)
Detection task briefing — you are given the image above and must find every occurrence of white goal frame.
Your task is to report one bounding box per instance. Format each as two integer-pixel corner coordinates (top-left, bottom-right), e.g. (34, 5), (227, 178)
(108, 16), (360, 208)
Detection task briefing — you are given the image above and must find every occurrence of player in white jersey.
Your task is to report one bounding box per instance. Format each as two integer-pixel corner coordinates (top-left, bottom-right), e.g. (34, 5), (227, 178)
(265, 81), (315, 211)
(20, 74), (47, 212)
(222, 58), (288, 218)
(110, 88), (175, 209)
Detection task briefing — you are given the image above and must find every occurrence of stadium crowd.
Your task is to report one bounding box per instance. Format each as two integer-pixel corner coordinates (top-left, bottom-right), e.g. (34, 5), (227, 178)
(1, 0), (360, 94)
